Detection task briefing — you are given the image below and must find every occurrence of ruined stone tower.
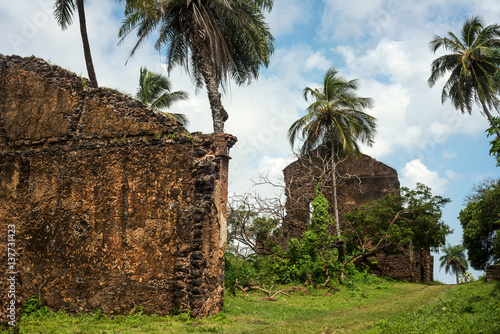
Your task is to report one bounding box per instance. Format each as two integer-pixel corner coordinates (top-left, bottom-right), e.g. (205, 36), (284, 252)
(282, 147), (433, 283)
(0, 55), (235, 329)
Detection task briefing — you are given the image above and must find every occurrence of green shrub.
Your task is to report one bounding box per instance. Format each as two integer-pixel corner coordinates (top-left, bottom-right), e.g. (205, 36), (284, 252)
(224, 253), (259, 291)
(22, 295), (48, 317)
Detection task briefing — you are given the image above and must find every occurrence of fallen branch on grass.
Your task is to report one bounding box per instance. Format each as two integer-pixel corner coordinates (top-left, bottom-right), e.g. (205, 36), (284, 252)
(233, 280), (308, 299)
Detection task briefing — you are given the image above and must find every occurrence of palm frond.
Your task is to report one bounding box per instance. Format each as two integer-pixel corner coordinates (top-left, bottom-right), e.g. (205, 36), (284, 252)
(136, 66), (189, 125)
(289, 66), (376, 159)
(54, 0), (75, 30)
(429, 16), (500, 119)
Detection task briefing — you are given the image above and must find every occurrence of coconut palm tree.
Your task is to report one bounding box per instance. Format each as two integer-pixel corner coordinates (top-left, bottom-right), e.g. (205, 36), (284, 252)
(439, 244), (469, 284)
(136, 67), (189, 126)
(428, 16), (500, 137)
(54, 0), (98, 87)
(288, 66), (376, 264)
(119, 0), (274, 134)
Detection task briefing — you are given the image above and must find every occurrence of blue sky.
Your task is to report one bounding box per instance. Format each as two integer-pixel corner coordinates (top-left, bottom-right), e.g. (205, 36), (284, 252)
(1, 0), (499, 284)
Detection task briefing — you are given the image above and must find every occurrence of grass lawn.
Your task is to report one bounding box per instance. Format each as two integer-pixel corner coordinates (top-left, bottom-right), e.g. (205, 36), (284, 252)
(17, 278), (499, 333)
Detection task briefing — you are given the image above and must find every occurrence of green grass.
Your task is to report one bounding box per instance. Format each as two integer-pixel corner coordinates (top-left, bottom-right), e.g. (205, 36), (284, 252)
(368, 280), (500, 334)
(16, 278), (499, 333)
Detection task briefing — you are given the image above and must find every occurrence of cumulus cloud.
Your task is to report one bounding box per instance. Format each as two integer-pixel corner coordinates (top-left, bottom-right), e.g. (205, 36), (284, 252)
(304, 51), (331, 72)
(338, 34), (489, 162)
(258, 156), (294, 177)
(266, 0), (310, 36)
(400, 159), (449, 194)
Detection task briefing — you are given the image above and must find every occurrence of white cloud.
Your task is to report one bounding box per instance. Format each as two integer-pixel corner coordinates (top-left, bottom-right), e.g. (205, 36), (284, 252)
(266, 0), (310, 36)
(258, 156), (294, 179)
(338, 34), (490, 162)
(304, 52), (330, 72)
(400, 159), (449, 194)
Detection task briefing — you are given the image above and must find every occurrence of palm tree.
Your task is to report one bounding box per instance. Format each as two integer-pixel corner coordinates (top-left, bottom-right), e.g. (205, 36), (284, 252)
(136, 67), (189, 126)
(119, 0), (274, 134)
(439, 244), (468, 284)
(428, 16), (500, 137)
(54, 0), (98, 87)
(288, 66), (376, 264)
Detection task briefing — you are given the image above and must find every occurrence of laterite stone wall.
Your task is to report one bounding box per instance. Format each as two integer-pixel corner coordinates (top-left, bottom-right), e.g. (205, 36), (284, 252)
(486, 265), (500, 283)
(0, 54), (236, 330)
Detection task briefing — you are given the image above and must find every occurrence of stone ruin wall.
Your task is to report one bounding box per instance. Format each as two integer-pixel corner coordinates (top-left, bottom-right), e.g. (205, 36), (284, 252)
(282, 148), (433, 283)
(486, 265), (500, 283)
(0, 54), (236, 329)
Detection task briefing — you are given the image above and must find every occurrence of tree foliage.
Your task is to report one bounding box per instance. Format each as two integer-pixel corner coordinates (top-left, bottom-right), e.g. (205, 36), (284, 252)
(285, 188), (342, 284)
(439, 244), (468, 284)
(226, 206), (280, 257)
(119, 0), (274, 133)
(487, 117), (500, 166)
(136, 67), (189, 126)
(225, 187), (344, 286)
(459, 178), (500, 270)
(428, 16), (500, 136)
(288, 66), (376, 158)
(344, 183), (452, 268)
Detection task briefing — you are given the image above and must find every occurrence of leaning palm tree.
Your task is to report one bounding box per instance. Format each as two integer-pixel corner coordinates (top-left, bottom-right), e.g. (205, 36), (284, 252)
(119, 0), (274, 134)
(439, 244), (468, 284)
(428, 16), (500, 137)
(54, 0), (98, 87)
(137, 67), (189, 126)
(288, 66), (376, 264)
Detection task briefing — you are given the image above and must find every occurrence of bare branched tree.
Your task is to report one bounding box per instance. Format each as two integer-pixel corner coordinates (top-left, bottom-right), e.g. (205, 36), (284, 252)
(227, 177), (285, 257)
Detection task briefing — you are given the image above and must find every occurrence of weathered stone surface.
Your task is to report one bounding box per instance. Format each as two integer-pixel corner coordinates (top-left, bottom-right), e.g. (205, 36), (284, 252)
(281, 146), (433, 283)
(486, 264), (500, 283)
(0, 54), (236, 330)
(282, 147), (400, 243)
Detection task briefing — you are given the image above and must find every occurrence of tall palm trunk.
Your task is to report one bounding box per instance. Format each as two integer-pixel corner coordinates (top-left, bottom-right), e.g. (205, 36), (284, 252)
(330, 148), (340, 237)
(76, 0), (98, 88)
(329, 134), (345, 269)
(195, 46), (228, 134)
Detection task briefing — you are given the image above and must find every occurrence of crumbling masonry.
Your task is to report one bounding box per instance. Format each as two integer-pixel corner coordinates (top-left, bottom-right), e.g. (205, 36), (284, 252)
(0, 54), (236, 329)
(282, 147), (433, 283)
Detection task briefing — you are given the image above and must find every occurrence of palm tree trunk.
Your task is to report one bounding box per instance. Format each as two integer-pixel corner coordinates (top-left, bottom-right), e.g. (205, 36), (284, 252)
(480, 100), (500, 138)
(329, 138), (345, 276)
(196, 53), (228, 134)
(331, 149), (341, 238)
(204, 71), (227, 134)
(456, 270), (459, 285)
(76, 0), (98, 88)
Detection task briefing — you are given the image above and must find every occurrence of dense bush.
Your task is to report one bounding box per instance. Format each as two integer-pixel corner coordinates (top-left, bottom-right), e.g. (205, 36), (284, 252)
(225, 188), (346, 288)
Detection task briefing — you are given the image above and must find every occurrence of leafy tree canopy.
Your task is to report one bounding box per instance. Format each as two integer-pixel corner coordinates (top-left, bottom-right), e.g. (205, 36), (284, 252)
(428, 16), (500, 135)
(344, 183), (452, 267)
(487, 117), (500, 166)
(459, 178), (500, 270)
